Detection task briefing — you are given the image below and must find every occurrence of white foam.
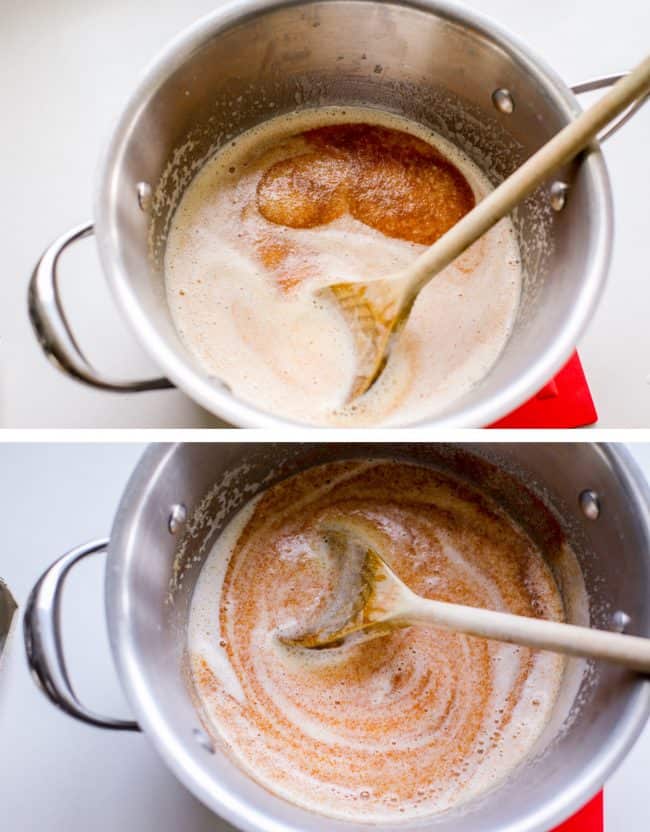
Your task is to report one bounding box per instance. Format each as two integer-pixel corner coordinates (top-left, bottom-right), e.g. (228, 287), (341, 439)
(188, 495), (261, 703)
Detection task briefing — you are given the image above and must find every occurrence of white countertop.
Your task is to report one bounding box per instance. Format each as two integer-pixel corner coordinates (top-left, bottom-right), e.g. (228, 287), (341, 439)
(1, 442), (650, 830)
(2, 0), (649, 428)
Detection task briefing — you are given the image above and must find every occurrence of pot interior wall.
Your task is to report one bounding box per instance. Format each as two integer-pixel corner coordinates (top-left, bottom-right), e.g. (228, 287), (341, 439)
(101, 0), (607, 425)
(108, 443), (650, 832)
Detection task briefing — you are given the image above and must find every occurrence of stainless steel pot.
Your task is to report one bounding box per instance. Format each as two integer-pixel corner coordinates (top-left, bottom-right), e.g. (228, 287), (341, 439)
(27, 0), (647, 427)
(24, 443), (650, 831)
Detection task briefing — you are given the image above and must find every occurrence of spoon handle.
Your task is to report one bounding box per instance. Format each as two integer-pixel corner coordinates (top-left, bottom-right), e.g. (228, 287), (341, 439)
(401, 53), (650, 309)
(405, 595), (650, 673)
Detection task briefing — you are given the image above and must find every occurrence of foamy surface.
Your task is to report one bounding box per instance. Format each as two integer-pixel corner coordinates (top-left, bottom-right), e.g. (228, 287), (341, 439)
(188, 461), (565, 821)
(164, 108), (521, 426)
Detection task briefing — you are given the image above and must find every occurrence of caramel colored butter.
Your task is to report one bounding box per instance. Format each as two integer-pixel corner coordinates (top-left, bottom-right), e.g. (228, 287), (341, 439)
(188, 461), (566, 821)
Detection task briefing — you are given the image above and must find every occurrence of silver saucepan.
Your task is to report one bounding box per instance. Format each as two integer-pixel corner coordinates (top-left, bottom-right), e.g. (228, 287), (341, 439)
(24, 442), (650, 831)
(27, 0), (646, 427)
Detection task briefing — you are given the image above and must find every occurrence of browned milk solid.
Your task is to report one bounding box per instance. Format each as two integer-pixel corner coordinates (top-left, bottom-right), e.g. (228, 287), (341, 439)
(188, 461), (567, 821)
(164, 108), (522, 426)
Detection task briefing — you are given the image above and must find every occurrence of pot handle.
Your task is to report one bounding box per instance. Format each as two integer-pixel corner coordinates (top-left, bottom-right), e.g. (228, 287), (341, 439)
(28, 221), (174, 392)
(571, 72), (648, 142)
(24, 538), (140, 731)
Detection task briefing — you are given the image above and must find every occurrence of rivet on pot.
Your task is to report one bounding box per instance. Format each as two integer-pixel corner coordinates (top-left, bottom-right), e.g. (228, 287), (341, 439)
(168, 503), (187, 534)
(611, 610), (631, 633)
(579, 489), (600, 520)
(136, 181), (153, 212)
(193, 727), (215, 754)
(550, 181), (570, 211)
(491, 88), (514, 115)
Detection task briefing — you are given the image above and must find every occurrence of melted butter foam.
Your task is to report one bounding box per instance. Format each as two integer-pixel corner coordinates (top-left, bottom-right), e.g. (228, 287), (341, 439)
(164, 108), (521, 426)
(188, 461), (566, 821)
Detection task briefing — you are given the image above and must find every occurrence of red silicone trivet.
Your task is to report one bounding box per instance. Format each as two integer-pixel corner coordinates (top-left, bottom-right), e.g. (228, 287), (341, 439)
(490, 353), (597, 429)
(551, 792), (603, 831)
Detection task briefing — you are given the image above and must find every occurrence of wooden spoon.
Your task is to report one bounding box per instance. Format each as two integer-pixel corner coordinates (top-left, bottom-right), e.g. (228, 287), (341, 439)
(329, 54), (650, 403)
(283, 517), (650, 673)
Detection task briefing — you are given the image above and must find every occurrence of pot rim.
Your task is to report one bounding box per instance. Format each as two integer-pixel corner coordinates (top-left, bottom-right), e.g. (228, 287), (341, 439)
(94, 0), (613, 428)
(106, 442), (650, 832)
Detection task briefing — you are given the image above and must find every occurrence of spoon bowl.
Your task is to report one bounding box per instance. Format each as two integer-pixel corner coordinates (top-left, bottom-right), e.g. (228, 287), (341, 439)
(281, 517), (412, 648)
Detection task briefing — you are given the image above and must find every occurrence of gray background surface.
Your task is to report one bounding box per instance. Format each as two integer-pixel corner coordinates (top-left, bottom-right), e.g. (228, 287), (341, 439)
(1, 443), (650, 829)
(1, 0), (650, 427)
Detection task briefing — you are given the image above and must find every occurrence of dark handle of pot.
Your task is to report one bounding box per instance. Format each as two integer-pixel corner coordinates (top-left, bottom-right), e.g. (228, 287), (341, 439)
(571, 71), (649, 142)
(23, 538), (140, 731)
(28, 221), (174, 393)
